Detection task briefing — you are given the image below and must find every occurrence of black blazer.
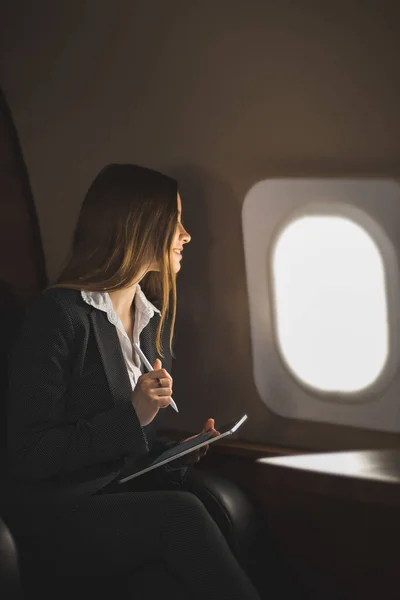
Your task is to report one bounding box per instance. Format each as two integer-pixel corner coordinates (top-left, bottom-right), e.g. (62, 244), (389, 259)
(6, 287), (177, 515)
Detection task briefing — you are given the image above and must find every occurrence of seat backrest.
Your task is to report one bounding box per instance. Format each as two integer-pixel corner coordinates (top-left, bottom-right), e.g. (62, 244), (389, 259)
(0, 281), (22, 465)
(0, 89), (48, 472)
(0, 517), (23, 599)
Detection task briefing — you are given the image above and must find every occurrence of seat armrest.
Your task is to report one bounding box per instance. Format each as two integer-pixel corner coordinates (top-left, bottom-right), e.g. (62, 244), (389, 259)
(184, 468), (259, 568)
(0, 517), (23, 599)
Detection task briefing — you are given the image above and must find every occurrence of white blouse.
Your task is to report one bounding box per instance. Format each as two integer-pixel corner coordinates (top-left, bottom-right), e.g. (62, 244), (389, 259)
(81, 285), (160, 390)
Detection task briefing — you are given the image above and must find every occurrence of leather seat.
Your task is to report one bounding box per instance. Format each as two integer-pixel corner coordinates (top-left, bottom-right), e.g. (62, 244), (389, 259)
(0, 517), (23, 599)
(184, 467), (259, 571)
(0, 281), (21, 464)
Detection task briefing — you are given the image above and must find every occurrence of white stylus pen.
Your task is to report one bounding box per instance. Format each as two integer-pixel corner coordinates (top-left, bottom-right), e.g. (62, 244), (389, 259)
(133, 342), (179, 413)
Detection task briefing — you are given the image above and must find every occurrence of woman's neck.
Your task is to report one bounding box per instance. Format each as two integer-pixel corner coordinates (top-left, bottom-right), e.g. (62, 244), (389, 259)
(108, 284), (137, 322)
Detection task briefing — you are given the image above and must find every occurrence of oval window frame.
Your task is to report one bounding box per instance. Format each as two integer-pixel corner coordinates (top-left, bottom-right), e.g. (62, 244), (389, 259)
(268, 201), (400, 404)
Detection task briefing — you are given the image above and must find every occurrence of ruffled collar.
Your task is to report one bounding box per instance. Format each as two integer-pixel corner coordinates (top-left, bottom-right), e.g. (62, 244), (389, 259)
(81, 284), (160, 330)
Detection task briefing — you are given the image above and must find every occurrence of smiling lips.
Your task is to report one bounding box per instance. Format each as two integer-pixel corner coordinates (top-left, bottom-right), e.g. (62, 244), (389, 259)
(173, 248), (183, 259)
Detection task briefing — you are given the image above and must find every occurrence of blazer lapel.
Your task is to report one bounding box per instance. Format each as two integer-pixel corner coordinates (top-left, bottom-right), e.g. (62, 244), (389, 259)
(139, 313), (160, 371)
(140, 312), (173, 371)
(89, 305), (170, 448)
(90, 309), (132, 406)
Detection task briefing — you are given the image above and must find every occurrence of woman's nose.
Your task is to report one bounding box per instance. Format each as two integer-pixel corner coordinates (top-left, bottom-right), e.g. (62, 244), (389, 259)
(181, 225), (191, 244)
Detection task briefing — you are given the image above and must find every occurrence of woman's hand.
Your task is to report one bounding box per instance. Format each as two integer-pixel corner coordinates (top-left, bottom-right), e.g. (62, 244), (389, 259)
(177, 418), (220, 466)
(131, 359), (173, 426)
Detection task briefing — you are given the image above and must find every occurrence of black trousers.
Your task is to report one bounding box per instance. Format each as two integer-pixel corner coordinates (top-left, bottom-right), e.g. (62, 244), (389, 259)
(30, 469), (262, 600)
(107, 465), (255, 567)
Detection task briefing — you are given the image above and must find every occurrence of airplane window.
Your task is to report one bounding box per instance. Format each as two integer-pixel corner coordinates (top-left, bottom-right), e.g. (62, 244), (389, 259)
(271, 215), (388, 393)
(242, 179), (400, 430)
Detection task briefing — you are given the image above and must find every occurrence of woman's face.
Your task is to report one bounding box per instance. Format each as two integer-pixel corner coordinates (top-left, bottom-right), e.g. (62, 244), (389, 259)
(147, 193), (191, 274)
(171, 193), (191, 273)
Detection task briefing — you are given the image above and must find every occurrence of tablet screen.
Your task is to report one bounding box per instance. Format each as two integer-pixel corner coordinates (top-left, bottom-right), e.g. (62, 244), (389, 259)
(150, 415), (248, 467)
(118, 414), (247, 483)
(149, 431), (215, 466)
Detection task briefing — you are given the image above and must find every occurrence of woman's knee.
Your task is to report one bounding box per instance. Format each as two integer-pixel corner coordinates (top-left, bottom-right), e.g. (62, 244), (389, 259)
(171, 490), (205, 511)
(165, 490), (211, 524)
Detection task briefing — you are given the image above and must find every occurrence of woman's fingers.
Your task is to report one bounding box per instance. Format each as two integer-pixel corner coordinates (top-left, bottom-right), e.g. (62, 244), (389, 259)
(146, 368), (173, 384)
(202, 419), (220, 438)
(198, 444), (209, 457)
(156, 377), (171, 388)
(192, 445), (208, 463)
(140, 372), (173, 394)
(150, 387), (172, 397)
(158, 399), (172, 409)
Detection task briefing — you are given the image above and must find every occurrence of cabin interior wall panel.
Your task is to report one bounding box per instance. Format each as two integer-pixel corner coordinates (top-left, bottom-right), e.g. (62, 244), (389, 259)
(0, 0), (399, 449)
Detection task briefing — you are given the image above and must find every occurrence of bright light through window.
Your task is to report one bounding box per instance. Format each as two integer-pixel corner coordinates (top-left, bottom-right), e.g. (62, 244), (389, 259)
(272, 215), (389, 393)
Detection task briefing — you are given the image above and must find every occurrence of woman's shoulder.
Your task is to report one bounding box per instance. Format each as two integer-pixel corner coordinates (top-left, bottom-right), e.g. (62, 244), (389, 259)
(10, 288), (88, 353)
(25, 287), (89, 323)
(41, 286), (82, 301)
(33, 286), (84, 307)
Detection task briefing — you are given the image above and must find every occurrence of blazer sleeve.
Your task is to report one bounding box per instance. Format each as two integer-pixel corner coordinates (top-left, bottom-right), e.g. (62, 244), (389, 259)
(7, 292), (148, 481)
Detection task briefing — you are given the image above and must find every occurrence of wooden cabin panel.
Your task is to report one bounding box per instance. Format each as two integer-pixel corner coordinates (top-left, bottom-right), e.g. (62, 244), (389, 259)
(200, 450), (400, 599)
(0, 92), (47, 304)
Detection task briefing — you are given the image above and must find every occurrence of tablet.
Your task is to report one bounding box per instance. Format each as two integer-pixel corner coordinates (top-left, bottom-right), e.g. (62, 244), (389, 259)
(118, 414), (248, 483)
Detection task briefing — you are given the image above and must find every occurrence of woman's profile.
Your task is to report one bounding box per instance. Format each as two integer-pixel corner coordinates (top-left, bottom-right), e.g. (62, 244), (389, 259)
(6, 164), (262, 599)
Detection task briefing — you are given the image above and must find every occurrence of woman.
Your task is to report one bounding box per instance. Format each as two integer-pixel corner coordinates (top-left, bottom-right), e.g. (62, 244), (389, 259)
(6, 164), (262, 599)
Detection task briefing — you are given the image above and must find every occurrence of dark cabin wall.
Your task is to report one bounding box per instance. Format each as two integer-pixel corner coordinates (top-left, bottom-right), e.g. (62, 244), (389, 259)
(0, 0), (399, 450)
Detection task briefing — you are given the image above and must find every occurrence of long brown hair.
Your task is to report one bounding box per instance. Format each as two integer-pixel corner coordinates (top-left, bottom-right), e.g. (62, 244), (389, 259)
(51, 164), (179, 356)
